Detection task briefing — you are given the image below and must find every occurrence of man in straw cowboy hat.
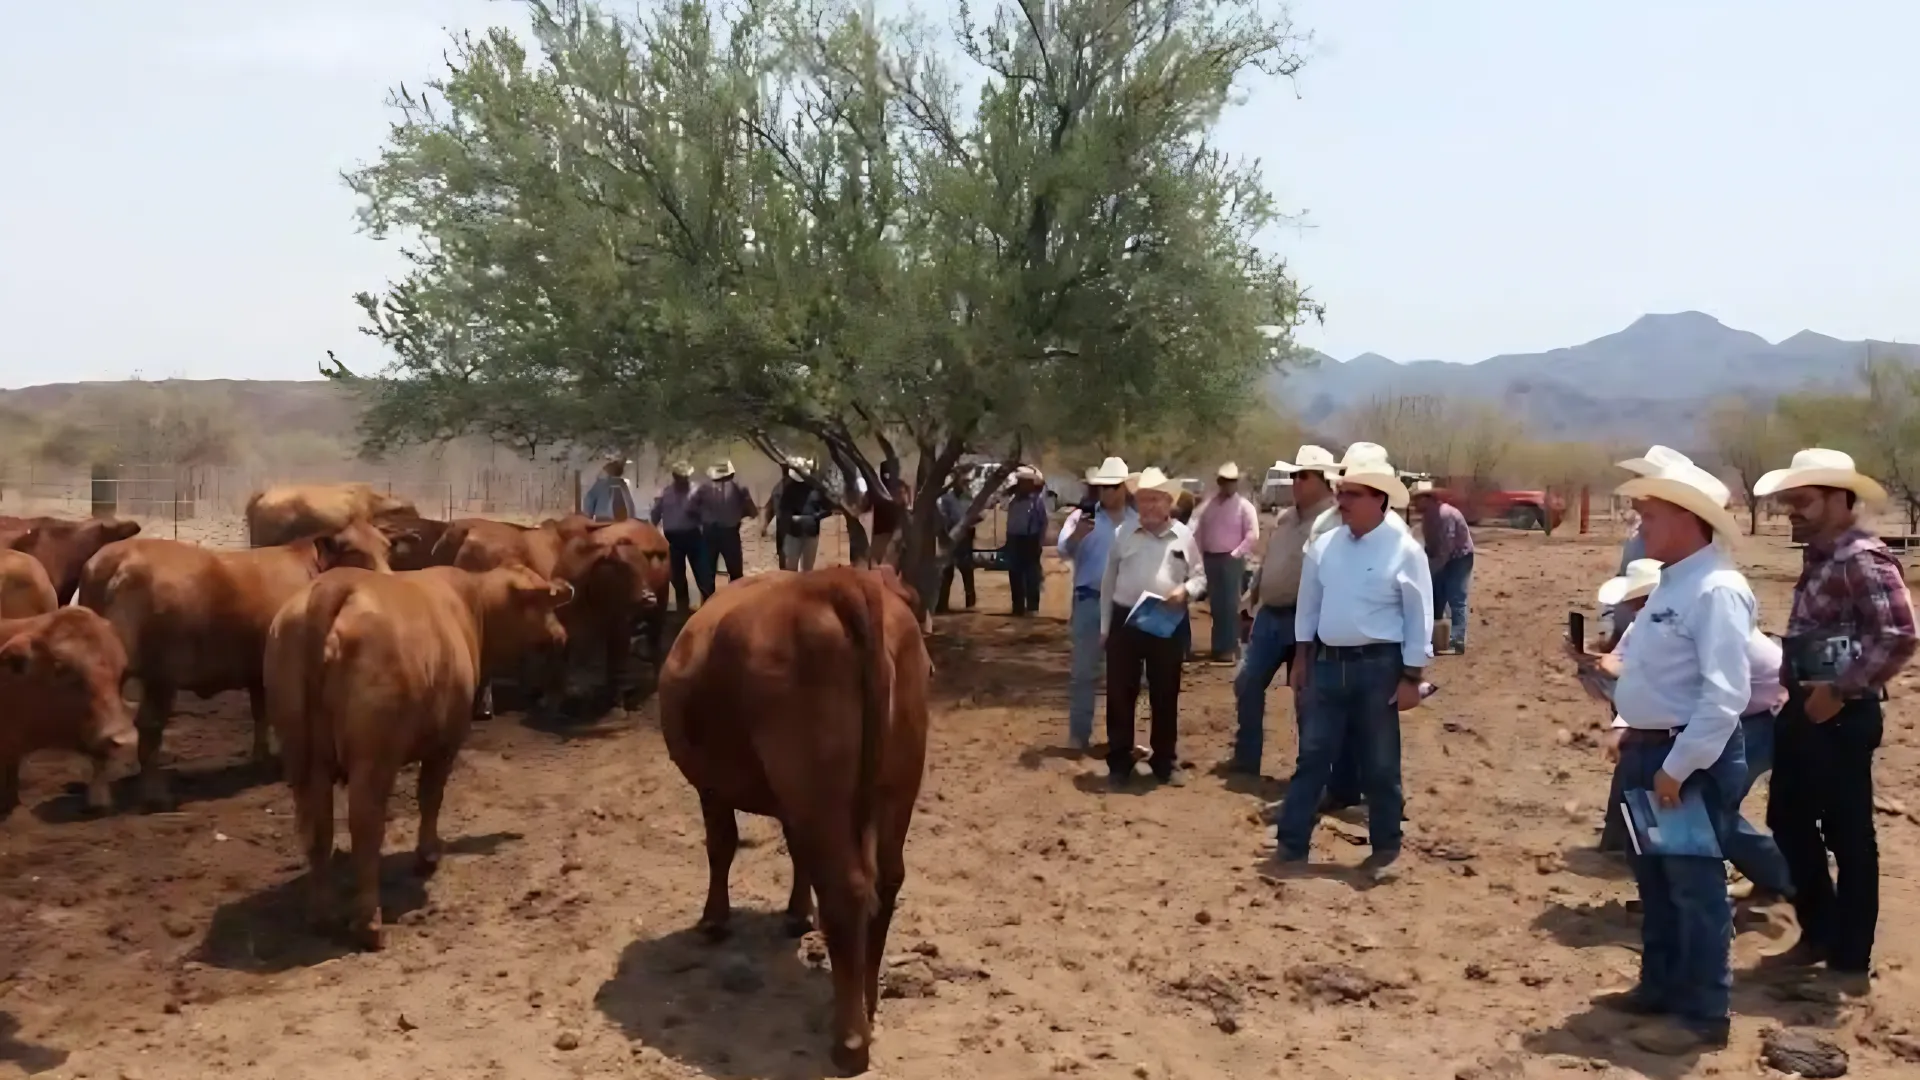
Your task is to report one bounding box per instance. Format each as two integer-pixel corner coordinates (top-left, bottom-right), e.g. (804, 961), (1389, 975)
(1059, 457), (1138, 750)
(1274, 451), (1432, 882)
(1230, 445), (1340, 776)
(650, 461), (704, 614)
(1410, 480), (1474, 655)
(1195, 462), (1260, 665)
(692, 460), (757, 596)
(1004, 465), (1050, 616)
(1567, 454), (1754, 1053)
(768, 456), (832, 572)
(1099, 467), (1207, 787)
(1752, 448), (1916, 992)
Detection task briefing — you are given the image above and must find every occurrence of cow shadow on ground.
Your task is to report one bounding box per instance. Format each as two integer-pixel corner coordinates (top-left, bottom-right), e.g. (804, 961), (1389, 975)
(194, 831), (521, 974)
(595, 912), (837, 1080)
(31, 759), (275, 825)
(0, 1011), (67, 1075)
(925, 629), (1066, 712)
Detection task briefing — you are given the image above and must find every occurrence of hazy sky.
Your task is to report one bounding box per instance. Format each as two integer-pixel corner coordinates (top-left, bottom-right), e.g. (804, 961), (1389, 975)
(2, 0), (1912, 389)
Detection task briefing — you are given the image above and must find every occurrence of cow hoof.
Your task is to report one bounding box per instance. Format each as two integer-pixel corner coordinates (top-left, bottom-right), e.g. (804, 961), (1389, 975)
(696, 917), (732, 943)
(414, 851), (442, 878)
(349, 922), (385, 952)
(783, 912), (814, 938)
(829, 1038), (870, 1076)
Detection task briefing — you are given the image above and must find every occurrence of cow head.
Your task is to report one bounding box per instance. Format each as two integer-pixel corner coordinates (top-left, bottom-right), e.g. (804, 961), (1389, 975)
(0, 609), (137, 759)
(478, 565), (572, 671)
(366, 489), (419, 520)
(377, 516), (452, 571)
(556, 522), (671, 608)
(11, 518), (141, 604)
(315, 519), (394, 573)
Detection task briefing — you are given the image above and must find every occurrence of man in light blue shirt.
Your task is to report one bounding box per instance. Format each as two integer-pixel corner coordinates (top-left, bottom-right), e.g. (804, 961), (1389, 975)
(582, 459), (637, 522)
(1575, 459), (1752, 1056)
(1058, 457), (1136, 749)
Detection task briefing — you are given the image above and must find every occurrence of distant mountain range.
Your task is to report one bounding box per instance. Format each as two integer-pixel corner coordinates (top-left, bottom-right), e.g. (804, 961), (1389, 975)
(1267, 312), (1920, 444)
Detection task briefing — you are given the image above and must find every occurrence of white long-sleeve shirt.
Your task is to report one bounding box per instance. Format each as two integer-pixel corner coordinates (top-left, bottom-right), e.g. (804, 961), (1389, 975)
(1295, 517), (1435, 670)
(1099, 519), (1208, 635)
(1611, 544), (1756, 782)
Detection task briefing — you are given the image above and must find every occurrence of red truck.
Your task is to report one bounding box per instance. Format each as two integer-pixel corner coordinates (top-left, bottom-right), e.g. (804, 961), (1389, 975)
(1425, 481), (1565, 532)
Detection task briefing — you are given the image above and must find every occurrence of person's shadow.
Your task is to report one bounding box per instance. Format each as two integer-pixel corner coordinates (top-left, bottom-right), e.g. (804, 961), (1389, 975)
(0, 1011), (67, 1075)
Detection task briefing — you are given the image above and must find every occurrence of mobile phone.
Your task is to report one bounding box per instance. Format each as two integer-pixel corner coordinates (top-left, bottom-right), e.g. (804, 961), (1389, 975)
(1568, 611), (1587, 652)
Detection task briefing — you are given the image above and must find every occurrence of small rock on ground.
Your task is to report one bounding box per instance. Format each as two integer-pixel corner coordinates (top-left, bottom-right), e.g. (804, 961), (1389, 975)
(1762, 1028), (1848, 1078)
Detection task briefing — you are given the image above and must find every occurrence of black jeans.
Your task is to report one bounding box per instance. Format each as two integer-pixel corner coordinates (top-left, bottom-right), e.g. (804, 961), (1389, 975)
(700, 524), (744, 596)
(1769, 691), (1883, 972)
(1007, 534), (1044, 614)
(1105, 606), (1185, 778)
(938, 540), (975, 612)
(663, 529), (703, 612)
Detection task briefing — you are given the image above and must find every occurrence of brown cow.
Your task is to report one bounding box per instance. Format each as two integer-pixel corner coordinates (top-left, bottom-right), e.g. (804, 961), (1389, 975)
(549, 520), (671, 714)
(1, 608), (138, 817)
(0, 549), (58, 617)
(245, 483), (417, 548)
(659, 566), (931, 1075)
(77, 521), (393, 810)
(373, 515), (460, 572)
(1, 516), (143, 605)
(263, 564), (572, 948)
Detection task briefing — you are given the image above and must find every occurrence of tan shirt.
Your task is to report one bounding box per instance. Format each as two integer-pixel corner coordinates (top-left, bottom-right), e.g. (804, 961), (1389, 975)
(1099, 519), (1209, 635)
(1248, 495), (1338, 610)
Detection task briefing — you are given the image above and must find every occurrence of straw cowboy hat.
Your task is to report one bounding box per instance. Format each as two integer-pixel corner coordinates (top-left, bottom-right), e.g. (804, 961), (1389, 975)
(1337, 458), (1410, 509)
(1341, 441), (1391, 469)
(1274, 445), (1340, 475)
(1597, 558), (1662, 606)
(1615, 459), (1739, 539)
(1133, 467), (1185, 497)
(1217, 462), (1242, 481)
(707, 460), (736, 481)
(669, 461), (693, 478)
(785, 455), (813, 472)
(1084, 456), (1135, 488)
(1616, 444), (1694, 476)
(1409, 479), (1436, 497)
(1753, 448), (1889, 504)
(1013, 464), (1044, 484)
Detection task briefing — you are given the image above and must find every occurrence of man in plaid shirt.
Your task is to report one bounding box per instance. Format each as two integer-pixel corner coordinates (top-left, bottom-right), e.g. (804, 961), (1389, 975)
(1753, 448), (1918, 993)
(1412, 485), (1475, 654)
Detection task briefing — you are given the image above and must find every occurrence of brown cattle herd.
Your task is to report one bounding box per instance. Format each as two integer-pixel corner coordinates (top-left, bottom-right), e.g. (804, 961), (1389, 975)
(0, 481), (933, 1073)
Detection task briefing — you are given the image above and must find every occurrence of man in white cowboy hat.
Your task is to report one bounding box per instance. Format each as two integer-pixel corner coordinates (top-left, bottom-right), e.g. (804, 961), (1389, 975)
(1230, 445), (1340, 775)
(691, 460), (757, 595)
(650, 461), (704, 613)
(1274, 454), (1431, 882)
(1752, 448), (1916, 991)
(768, 456), (832, 572)
(1099, 467), (1207, 787)
(1584, 560), (1795, 902)
(1568, 455), (1755, 1054)
(583, 457), (638, 523)
(935, 465), (981, 613)
(1004, 465), (1050, 616)
(1613, 445), (1694, 574)
(1193, 462), (1259, 665)
(1059, 457), (1139, 749)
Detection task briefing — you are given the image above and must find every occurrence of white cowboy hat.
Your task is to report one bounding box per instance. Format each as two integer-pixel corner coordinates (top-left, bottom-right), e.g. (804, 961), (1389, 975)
(1614, 460), (1739, 539)
(1597, 558), (1662, 606)
(1085, 456), (1133, 487)
(1013, 464), (1044, 484)
(707, 460), (736, 480)
(1340, 442), (1391, 468)
(1616, 445), (1694, 477)
(1337, 459), (1409, 509)
(669, 461), (693, 478)
(1217, 462), (1242, 481)
(1752, 448), (1889, 503)
(1274, 445), (1340, 475)
(1133, 467), (1184, 497)
(1410, 479), (1436, 496)
(785, 455), (813, 471)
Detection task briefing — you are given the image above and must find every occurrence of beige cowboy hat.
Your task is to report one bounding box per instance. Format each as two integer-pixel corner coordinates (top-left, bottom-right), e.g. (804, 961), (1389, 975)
(1337, 458), (1410, 509)
(1616, 444), (1694, 476)
(669, 461), (693, 478)
(1753, 448), (1888, 503)
(1597, 558), (1662, 606)
(1013, 464), (1044, 484)
(784, 455), (813, 472)
(1409, 479), (1437, 497)
(707, 460), (736, 480)
(1133, 467), (1185, 497)
(1085, 456), (1135, 488)
(1615, 460), (1739, 539)
(1217, 461), (1242, 481)
(1275, 445), (1340, 475)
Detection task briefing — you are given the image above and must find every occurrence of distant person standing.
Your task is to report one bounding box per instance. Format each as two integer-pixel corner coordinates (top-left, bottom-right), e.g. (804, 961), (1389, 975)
(1276, 455), (1431, 882)
(693, 460), (756, 594)
(1196, 463), (1259, 665)
(582, 458), (638, 523)
(1059, 457), (1137, 751)
(1004, 466), (1049, 616)
(1411, 483), (1474, 655)
(1753, 449), (1918, 994)
(868, 460), (910, 568)
(650, 462), (703, 613)
(1100, 468), (1206, 788)
(774, 457), (833, 571)
(936, 468), (979, 613)
(1231, 446), (1339, 776)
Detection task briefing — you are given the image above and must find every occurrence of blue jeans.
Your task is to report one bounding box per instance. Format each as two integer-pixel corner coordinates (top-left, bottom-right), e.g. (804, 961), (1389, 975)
(1068, 588), (1104, 744)
(1232, 606), (1295, 771)
(1725, 712), (1793, 895)
(1432, 553), (1473, 650)
(1274, 648), (1404, 857)
(1202, 553), (1245, 658)
(1618, 726), (1744, 1031)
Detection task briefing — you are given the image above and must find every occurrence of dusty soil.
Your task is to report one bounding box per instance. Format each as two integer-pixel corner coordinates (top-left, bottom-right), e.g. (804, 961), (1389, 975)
(4, 519), (1920, 1080)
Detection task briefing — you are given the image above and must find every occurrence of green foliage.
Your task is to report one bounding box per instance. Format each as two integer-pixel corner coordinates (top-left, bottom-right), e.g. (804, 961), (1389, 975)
(1774, 358), (1920, 530)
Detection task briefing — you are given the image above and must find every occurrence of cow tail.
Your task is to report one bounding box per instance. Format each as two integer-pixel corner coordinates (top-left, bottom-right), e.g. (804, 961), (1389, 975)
(845, 571), (889, 917)
(301, 585), (355, 808)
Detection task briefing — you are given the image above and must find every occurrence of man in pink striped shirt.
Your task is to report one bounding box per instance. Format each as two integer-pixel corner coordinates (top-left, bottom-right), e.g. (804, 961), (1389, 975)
(1196, 463), (1260, 664)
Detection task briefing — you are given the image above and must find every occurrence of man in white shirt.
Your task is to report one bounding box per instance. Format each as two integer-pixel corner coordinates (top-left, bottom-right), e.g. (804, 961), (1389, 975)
(1571, 458), (1753, 1055)
(1059, 457), (1138, 750)
(1273, 457), (1432, 881)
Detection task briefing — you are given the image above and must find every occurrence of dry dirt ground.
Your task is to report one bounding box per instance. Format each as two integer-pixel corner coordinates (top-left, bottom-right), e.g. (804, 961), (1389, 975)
(4, 518), (1920, 1080)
